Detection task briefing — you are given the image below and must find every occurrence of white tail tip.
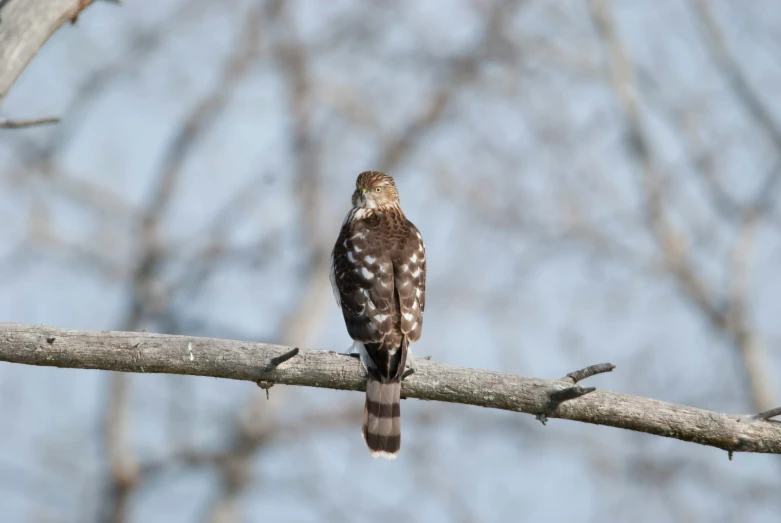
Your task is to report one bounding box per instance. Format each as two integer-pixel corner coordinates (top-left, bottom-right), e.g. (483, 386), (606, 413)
(370, 450), (398, 460)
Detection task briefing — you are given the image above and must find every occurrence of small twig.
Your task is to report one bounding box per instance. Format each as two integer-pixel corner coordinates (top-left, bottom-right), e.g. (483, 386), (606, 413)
(256, 348), (300, 393)
(754, 406), (781, 421)
(265, 347), (299, 370)
(538, 385), (598, 425)
(537, 363), (613, 425)
(0, 117), (60, 129)
(563, 363), (616, 384)
(550, 385), (597, 402)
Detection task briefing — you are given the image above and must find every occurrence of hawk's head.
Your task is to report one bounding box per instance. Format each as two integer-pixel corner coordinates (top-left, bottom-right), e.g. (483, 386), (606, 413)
(352, 171), (400, 210)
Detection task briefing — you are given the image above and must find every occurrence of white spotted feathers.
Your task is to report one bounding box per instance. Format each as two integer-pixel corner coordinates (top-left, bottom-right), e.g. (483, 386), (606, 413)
(330, 171), (426, 458)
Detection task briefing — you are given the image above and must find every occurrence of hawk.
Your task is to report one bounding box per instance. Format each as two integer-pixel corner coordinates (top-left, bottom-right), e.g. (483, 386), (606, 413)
(330, 171), (426, 458)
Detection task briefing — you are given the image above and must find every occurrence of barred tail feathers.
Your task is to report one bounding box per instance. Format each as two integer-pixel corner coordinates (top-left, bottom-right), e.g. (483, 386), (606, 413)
(362, 377), (401, 459)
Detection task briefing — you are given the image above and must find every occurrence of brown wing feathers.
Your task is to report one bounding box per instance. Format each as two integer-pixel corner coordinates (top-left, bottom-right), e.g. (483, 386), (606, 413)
(331, 172), (426, 457)
(333, 209), (425, 378)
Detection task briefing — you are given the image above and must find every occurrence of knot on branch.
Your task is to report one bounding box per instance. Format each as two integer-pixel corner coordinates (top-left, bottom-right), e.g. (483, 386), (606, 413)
(255, 347), (300, 398)
(257, 380), (273, 400)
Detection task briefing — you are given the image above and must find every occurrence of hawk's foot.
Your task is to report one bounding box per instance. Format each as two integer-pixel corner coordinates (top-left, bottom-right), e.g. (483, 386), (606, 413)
(341, 341), (362, 358)
(401, 357), (416, 381)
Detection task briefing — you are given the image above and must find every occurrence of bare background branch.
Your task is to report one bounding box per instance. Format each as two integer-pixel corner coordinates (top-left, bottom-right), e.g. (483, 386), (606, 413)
(0, 116), (60, 128)
(0, 0), (98, 102)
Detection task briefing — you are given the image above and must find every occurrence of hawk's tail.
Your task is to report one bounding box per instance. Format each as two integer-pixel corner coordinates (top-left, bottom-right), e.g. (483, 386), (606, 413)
(362, 377), (401, 459)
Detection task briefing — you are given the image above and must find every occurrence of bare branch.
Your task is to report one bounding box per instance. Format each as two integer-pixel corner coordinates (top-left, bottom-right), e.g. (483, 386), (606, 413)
(6, 0), (214, 166)
(377, 0), (521, 173)
(563, 363), (616, 384)
(0, 116), (59, 128)
(102, 366), (138, 523)
(690, 0), (781, 154)
(264, 347), (300, 370)
(0, 0), (105, 102)
(755, 407), (781, 421)
(535, 363), (612, 425)
(589, 0), (776, 413)
(2, 322), (780, 456)
(589, 0), (721, 323)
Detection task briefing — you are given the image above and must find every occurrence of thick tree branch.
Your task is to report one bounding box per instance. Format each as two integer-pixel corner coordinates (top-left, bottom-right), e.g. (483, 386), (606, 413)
(0, 0), (103, 102)
(1, 323), (779, 456)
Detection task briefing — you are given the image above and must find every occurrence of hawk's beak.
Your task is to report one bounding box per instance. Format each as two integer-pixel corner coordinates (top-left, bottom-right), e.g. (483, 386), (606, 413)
(359, 187), (367, 202)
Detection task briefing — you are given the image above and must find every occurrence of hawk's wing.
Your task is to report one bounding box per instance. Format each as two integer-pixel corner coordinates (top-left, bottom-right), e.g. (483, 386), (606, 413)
(331, 214), (396, 346)
(393, 220), (425, 343)
(331, 212), (426, 354)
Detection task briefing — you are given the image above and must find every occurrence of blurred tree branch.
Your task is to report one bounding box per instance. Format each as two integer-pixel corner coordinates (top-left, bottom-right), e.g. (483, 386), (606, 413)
(2, 322), (780, 456)
(588, 0), (776, 413)
(96, 4), (268, 522)
(200, 1), (529, 517)
(690, 0), (781, 154)
(0, 0), (109, 101)
(2, 1), (779, 520)
(0, 116), (59, 128)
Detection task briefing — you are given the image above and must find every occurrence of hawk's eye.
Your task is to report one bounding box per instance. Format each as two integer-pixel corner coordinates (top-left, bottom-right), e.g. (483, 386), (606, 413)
(374, 187), (382, 192)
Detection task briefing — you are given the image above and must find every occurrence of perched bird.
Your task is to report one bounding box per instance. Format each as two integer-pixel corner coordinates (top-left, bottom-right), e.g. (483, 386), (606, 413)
(330, 171), (426, 458)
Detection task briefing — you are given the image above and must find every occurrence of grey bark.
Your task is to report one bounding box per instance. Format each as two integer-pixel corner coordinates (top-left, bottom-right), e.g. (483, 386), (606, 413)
(0, 0), (94, 103)
(1, 322), (779, 456)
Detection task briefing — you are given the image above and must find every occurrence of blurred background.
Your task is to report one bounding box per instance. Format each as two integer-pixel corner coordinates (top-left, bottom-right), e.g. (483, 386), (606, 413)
(1, 0), (781, 521)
